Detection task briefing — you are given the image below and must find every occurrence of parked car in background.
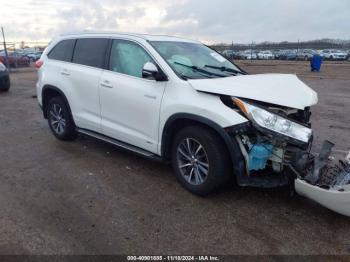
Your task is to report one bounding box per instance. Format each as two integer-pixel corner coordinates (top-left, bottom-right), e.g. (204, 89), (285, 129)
(0, 52), (30, 68)
(241, 50), (257, 60)
(297, 49), (316, 60)
(0, 62), (10, 91)
(279, 50), (297, 60)
(273, 50), (284, 60)
(26, 52), (43, 62)
(234, 51), (244, 60)
(222, 49), (236, 60)
(257, 50), (274, 60)
(320, 50), (347, 60)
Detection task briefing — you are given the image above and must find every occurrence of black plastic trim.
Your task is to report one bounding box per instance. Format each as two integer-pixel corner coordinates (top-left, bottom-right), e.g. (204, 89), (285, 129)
(104, 38), (113, 70)
(76, 128), (163, 162)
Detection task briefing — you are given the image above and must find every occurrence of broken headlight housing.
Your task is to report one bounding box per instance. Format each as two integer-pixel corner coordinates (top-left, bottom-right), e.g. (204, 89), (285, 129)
(233, 98), (312, 143)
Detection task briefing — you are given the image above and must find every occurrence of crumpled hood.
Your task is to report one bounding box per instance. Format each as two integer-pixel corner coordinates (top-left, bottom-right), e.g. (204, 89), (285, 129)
(188, 74), (318, 110)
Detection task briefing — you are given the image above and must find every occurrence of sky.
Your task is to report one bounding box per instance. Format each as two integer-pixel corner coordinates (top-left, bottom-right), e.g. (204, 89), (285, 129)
(1, 0), (350, 44)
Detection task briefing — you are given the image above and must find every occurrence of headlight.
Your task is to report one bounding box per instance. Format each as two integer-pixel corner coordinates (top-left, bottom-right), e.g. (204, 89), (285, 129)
(233, 98), (312, 143)
(0, 63), (6, 72)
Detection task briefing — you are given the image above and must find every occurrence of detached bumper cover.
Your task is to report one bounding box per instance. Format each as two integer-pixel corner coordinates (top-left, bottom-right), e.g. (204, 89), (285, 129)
(293, 142), (350, 216)
(295, 179), (350, 216)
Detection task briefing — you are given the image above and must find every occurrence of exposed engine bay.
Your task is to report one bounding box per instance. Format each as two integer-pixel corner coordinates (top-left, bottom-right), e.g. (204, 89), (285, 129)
(223, 95), (315, 177)
(223, 96), (350, 216)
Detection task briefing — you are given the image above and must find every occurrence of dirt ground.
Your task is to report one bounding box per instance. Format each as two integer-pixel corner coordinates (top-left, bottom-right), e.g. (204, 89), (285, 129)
(0, 61), (349, 255)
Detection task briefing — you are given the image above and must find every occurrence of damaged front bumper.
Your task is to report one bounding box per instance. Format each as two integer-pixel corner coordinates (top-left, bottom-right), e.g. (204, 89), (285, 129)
(294, 141), (350, 216)
(295, 179), (350, 216)
(225, 97), (350, 216)
(229, 124), (350, 216)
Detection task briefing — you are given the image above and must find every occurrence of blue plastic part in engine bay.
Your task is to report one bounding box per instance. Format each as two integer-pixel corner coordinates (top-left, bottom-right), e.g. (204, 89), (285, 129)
(249, 144), (273, 171)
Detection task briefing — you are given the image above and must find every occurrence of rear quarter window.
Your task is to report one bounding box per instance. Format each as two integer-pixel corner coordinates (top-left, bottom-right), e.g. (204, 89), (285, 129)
(48, 39), (75, 62)
(72, 38), (109, 68)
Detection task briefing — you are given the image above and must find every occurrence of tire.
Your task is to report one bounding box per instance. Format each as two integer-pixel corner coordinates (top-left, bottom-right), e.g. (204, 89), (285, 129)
(0, 76), (10, 92)
(47, 96), (77, 141)
(171, 126), (231, 196)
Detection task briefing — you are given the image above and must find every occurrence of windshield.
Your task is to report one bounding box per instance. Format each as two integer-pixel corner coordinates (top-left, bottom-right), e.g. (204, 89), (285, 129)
(150, 41), (243, 79)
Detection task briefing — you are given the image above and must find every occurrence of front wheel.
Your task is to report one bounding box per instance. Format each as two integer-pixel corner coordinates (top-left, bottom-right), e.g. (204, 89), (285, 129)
(171, 126), (231, 196)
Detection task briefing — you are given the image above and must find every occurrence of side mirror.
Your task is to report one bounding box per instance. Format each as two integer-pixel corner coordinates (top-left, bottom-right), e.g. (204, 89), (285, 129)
(142, 62), (167, 81)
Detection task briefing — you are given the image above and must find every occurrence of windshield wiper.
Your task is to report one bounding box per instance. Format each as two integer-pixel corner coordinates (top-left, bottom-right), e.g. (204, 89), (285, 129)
(174, 62), (226, 78)
(179, 74), (194, 80)
(204, 65), (247, 75)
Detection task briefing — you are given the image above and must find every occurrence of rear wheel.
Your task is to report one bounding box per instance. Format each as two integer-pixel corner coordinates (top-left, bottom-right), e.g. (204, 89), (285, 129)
(47, 96), (77, 141)
(171, 126), (231, 196)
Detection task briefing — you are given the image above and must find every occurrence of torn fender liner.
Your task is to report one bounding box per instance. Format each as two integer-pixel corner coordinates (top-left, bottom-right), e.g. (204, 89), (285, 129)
(295, 179), (350, 216)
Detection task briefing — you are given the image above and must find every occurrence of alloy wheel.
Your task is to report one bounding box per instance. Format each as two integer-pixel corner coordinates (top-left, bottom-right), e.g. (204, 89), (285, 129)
(49, 103), (66, 135)
(176, 138), (209, 185)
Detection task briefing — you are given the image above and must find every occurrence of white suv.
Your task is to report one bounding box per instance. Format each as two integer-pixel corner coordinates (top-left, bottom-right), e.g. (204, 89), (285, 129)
(257, 50), (275, 60)
(320, 49), (348, 60)
(36, 32), (350, 211)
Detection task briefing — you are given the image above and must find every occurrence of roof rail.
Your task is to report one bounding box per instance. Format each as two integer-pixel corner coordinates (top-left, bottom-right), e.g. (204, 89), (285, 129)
(58, 31), (198, 42)
(59, 30), (147, 39)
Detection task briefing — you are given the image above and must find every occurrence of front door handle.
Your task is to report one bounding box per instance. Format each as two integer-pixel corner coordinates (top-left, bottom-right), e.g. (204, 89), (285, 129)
(101, 80), (113, 88)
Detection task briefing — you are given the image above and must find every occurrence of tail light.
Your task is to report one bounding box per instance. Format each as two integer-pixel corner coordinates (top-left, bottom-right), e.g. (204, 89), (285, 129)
(35, 60), (44, 69)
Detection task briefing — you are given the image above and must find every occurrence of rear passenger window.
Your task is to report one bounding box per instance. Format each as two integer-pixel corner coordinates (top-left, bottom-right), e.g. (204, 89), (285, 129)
(48, 39), (75, 62)
(72, 38), (109, 68)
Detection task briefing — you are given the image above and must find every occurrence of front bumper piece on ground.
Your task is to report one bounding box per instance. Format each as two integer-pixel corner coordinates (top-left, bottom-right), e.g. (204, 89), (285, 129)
(295, 179), (350, 216)
(294, 141), (350, 216)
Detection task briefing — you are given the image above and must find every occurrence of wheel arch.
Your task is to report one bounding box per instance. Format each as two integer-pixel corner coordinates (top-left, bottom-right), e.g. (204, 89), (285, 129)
(42, 85), (73, 120)
(161, 113), (245, 178)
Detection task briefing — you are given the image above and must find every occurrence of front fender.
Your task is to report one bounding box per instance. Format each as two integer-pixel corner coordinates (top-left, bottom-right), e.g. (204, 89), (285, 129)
(159, 91), (248, 134)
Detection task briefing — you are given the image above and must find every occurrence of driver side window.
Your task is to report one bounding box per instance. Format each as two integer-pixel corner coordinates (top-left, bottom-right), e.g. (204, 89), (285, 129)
(109, 40), (154, 78)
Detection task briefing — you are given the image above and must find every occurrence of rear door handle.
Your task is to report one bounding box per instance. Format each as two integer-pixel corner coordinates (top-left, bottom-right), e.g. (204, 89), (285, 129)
(61, 69), (70, 76)
(101, 80), (113, 88)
